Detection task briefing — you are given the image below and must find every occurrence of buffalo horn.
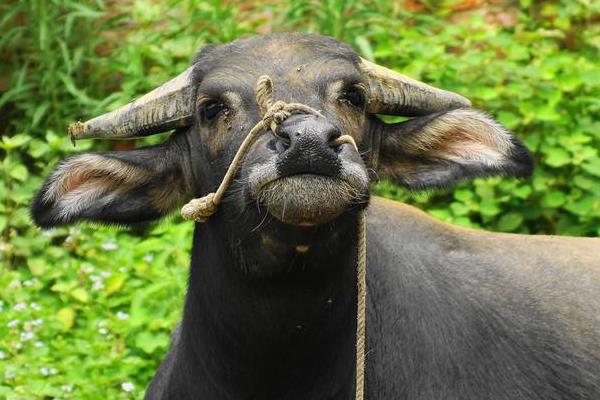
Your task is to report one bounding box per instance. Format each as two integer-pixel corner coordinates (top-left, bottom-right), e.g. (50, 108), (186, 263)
(68, 66), (196, 140)
(360, 58), (471, 116)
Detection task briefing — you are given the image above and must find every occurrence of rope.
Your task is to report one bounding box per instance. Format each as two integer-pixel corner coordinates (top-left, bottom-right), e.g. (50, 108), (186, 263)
(180, 75), (367, 400)
(355, 212), (367, 400)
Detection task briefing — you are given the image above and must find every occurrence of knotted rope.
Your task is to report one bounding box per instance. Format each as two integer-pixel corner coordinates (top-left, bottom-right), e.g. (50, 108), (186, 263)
(180, 75), (367, 400)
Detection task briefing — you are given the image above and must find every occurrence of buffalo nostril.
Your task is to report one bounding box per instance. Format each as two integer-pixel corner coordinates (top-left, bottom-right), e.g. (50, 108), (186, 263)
(275, 140), (288, 154)
(275, 126), (290, 141)
(327, 129), (342, 149)
(273, 127), (291, 154)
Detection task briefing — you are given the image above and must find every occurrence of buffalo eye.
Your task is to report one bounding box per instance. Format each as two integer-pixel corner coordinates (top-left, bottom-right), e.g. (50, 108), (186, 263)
(339, 85), (366, 108)
(200, 100), (227, 122)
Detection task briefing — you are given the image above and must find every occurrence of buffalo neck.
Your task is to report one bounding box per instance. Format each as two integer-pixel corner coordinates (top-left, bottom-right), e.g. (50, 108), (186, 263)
(177, 213), (360, 399)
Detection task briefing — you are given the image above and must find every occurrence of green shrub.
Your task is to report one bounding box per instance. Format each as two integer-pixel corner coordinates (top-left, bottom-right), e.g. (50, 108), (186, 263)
(1, 0), (599, 398)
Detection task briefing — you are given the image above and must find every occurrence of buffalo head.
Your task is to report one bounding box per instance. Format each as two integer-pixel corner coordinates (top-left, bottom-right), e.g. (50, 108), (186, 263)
(32, 34), (532, 261)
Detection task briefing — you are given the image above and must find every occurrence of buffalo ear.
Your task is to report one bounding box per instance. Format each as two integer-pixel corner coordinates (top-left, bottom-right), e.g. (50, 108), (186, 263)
(376, 108), (533, 189)
(31, 134), (193, 228)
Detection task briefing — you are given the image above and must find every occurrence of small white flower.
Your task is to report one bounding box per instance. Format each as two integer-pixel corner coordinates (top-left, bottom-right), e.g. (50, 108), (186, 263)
(7, 319), (19, 328)
(100, 271), (112, 278)
(64, 235), (74, 244)
(23, 279), (34, 287)
(8, 279), (21, 289)
(121, 382), (135, 392)
(143, 254), (154, 263)
(14, 302), (27, 312)
(89, 274), (101, 282)
(30, 302), (42, 311)
(0, 350), (6, 359)
(80, 264), (95, 274)
(101, 241), (118, 251)
(92, 281), (105, 291)
(4, 370), (15, 380)
(116, 311), (129, 320)
(97, 320), (106, 328)
(62, 384), (74, 392)
(42, 228), (57, 237)
(40, 367), (57, 376)
(20, 331), (35, 342)
(98, 327), (109, 335)
(34, 341), (44, 348)
(32, 318), (43, 326)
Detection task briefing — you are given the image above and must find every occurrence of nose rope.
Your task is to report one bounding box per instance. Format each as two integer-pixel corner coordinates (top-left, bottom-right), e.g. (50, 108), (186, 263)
(180, 76), (367, 400)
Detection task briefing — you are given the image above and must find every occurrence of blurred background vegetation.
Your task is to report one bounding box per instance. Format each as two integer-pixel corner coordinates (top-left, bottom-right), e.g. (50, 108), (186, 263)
(1, 0), (599, 398)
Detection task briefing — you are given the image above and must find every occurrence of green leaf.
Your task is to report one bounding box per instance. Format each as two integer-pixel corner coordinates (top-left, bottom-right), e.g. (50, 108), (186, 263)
(31, 103), (49, 127)
(70, 288), (90, 303)
(28, 258), (47, 276)
(544, 147), (571, 167)
(135, 331), (169, 354)
(453, 189), (473, 202)
(573, 176), (596, 191)
(1, 133), (30, 150)
(428, 209), (452, 222)
(28, 140), (50, 158)
(479, 199), (501, 217)
(355, 36), (374, 61)
(450, 202), (471, 216)
(56, 307), (76, 332)
(105, 274), (125, 296)
(497, 212), (523, 232)
(9, 164), (28, 181)
(512, 185), (532, 199)
(564, 195), (598, 216)
(496, 111), (521, 130)
(535, 104), (561, 122)
(51, 281), (77, 293)
(542, 191), (566, 208)
(582, 158), (600, 177)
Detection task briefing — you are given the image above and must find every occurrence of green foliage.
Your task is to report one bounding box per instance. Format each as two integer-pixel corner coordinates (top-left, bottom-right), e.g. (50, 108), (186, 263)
(1, 0), (599, 398)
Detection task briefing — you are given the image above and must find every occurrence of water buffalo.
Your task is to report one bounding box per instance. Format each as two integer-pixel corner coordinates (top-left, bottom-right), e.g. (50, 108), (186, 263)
(32, 34), (600, 399)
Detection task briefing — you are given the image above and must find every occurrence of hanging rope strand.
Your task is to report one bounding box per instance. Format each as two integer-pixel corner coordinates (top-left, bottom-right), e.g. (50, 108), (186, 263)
(180, 75), (367, 400)
(355, 212), (367, 400)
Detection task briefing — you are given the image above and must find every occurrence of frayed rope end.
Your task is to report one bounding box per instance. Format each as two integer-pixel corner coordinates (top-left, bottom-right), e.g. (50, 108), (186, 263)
(181, 193), (218, 223)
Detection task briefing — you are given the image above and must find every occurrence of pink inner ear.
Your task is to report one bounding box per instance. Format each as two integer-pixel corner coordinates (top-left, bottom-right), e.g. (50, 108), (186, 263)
(407, 110), (513, 164)
(50, 162), (116, 203)
(51, 155), (147, 200)
(63, 174), (86, 192)
(59, 167), (106, 197)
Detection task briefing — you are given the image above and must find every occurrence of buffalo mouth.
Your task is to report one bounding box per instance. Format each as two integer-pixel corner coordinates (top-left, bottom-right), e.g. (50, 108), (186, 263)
(253, 173), (368, 226)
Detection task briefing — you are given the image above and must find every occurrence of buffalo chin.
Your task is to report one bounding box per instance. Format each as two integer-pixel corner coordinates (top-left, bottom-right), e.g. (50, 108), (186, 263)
(259, 175), (361, 226)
